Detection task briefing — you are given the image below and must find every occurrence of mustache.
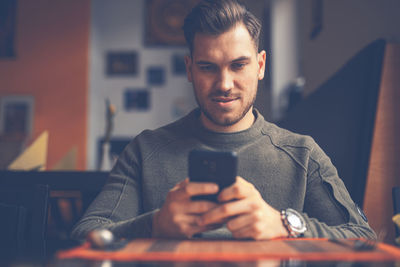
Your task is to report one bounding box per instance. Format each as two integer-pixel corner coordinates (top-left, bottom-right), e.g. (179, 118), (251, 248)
(209, 90), (240, 98)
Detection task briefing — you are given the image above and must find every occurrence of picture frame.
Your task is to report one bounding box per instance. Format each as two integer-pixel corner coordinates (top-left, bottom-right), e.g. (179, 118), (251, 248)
(172, 53), (187, 75)
(0, 95), (34, 138)
(106, 51), (139, 76)
(124, 89), (150, 111)
(147, 66), (166, 86)
(0, 0), (17, 58)
(145, 0), (200, 46)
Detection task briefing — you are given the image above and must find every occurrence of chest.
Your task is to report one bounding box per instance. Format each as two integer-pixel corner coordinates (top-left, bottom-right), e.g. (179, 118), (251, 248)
(140, 145), (307, 211)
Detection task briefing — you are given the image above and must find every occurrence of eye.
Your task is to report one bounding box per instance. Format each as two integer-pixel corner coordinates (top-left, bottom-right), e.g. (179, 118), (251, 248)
(231, 62), (246, 71)
(198, 64), (217, 72)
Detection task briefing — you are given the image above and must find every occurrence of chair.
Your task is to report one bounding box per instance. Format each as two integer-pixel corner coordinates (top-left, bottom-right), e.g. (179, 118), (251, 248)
(278, 39), (386, 206)
(0, 184), (49, 261)
(0, 170), (108, 256)
(393, 187), (400, 239)
(278, 40), (400, 243)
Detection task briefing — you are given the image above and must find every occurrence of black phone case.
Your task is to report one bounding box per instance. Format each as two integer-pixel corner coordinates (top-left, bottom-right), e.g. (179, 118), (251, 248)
(188, 149), (237, 202)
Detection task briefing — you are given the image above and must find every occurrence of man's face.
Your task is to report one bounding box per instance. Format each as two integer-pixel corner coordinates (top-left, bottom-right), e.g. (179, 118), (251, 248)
(185, 23), (266, 132)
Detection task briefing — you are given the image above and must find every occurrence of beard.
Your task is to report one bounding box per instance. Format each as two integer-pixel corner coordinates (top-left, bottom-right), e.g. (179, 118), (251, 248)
(194, 87), (257, 128)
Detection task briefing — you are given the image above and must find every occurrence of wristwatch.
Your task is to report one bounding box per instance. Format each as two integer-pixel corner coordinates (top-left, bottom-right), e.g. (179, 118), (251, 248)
(281, 208), (307, 238)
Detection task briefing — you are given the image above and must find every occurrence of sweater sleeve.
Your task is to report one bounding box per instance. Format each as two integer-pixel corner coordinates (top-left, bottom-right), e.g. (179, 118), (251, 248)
(70, 140), (156, 240)
(301, 141), (376, 239)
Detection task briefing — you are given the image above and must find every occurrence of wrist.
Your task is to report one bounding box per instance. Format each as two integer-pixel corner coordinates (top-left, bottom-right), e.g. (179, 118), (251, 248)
(280, 208), (307, 238)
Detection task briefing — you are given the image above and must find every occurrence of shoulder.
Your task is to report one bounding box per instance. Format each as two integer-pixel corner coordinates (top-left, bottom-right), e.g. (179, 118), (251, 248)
(253, 109), (315, 150)
(261, 120), (316, 150)
(261, 120), (322, 170)
(262, 121), (334, 175)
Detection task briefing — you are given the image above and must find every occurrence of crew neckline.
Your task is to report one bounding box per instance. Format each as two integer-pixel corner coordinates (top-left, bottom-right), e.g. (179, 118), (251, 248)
(185, 108), (266, 148)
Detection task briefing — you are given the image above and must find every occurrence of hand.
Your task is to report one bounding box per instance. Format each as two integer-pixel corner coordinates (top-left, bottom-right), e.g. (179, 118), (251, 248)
(197, 176), (289, 240)
(152, 178), (220, 238)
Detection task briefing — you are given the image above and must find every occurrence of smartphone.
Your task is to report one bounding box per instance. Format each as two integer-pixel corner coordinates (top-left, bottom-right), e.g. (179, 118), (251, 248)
(188, 149), (237, 202)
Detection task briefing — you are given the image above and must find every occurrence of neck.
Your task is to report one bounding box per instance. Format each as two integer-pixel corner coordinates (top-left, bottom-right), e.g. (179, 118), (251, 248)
(200, 107), (255, 133)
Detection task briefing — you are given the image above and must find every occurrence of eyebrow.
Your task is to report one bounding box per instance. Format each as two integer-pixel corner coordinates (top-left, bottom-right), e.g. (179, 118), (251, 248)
(195, 60), (214, 65)
(195, 56), (251, 65)
(231, 56), (251, 63)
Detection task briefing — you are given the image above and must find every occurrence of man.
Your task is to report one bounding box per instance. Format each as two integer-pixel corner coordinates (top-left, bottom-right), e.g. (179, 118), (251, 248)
(72, 0), (375, 241)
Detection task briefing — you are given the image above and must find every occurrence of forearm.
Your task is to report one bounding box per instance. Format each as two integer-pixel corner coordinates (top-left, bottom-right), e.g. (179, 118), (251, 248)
(301, 213), (377, 239)
(303, 143), (377, 240)
(71, 209), (158, 240)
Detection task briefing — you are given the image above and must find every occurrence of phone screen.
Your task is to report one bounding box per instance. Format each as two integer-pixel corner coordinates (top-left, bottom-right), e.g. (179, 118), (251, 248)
(188, 149), (237, 202)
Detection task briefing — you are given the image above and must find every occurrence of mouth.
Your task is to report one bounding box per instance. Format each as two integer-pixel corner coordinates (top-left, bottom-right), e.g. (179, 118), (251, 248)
(212, 97), (239, 103)
(210, 96), (239, 110)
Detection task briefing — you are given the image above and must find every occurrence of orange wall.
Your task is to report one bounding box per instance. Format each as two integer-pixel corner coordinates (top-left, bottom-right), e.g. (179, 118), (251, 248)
(0, 0), (90, 170)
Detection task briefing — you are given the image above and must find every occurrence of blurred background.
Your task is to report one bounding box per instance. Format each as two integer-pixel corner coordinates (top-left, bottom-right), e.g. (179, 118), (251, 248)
(1, 0), (400, 249)
(1, 0), (399, 171)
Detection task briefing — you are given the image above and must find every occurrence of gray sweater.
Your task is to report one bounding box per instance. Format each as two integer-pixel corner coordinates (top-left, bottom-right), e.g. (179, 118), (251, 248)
(71, 109), (376, 240)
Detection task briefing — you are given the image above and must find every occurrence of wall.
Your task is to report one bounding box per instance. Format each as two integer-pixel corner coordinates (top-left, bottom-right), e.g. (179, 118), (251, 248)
(270, 0), (302, 120)
(87, 0), (270, 170)
(0, 0), (90, 170)
(0, 0), (268, 171)
(87, 0), (199, 170)
(300, 0), (400, 95)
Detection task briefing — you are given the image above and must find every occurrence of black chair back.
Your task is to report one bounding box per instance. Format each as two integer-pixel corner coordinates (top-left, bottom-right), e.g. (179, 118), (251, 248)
(0, 184), (49, 261)
(278, 39), (386, 206)
(393, 186), (400, 238)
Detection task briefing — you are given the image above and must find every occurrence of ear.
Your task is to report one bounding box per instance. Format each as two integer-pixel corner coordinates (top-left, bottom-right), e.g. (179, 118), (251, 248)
(257, 50), (266, 80)
(184, 55), (193, 82)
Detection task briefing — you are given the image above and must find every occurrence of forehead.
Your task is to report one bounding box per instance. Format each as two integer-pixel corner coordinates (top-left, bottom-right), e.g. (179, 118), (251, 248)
(192, 24), (257, 61)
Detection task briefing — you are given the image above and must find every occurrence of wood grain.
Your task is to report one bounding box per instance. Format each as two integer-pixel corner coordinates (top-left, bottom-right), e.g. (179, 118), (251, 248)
(57, 238), (400, 262)
(364, 43), (400, 244)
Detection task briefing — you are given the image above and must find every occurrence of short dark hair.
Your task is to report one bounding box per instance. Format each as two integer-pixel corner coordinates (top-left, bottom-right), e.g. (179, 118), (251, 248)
(183, 0), (261, 54)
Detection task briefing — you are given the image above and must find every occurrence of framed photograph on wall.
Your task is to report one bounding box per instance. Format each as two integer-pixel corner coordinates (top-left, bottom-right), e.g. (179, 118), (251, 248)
(106, 51), (139, 76)
(0, 96), (34, 138)
(145, 0), (200, 46)
(124, 89), (150, 111)
(147, 66), (166, 86)
(172, 53), (186, 75)
(0, 0), (17, 58)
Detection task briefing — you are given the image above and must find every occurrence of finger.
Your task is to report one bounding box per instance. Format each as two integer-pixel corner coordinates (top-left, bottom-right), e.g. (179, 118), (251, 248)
(232, 220), (271, 240)
(167, 195), (219, 216)
(192, 223), (224, 236)
(218, 177), (254, 202)
(175, 215), (221, 238)
(226, 212), (261, 232)
(185, 181), (219, 197)
(185, 200), (219, 214)
(198, 198), (253, 226)
(173, 215), (201, 237)
(170, 178), (189, 192)
(170, 179), (218, 201)
(231, 224), (258, 239)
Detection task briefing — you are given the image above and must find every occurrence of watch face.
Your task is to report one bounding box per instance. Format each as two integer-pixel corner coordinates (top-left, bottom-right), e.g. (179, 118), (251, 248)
(287, 213), (303, 229)
(286, 209), (307, 233)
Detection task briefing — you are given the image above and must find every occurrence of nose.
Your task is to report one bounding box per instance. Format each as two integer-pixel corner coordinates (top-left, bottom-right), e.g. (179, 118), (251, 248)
(217, 69), (234, 92)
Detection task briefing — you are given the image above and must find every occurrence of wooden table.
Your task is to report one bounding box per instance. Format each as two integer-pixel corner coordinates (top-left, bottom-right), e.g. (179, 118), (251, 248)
(54, 238), (400, 266)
